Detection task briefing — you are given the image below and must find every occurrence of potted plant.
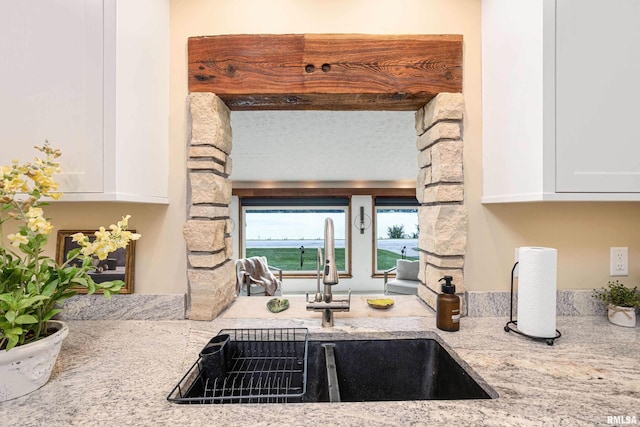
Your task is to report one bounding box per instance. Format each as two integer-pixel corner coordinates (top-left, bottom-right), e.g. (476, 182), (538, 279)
(592, 280), (640, 328)
(0, 143), (140, 401)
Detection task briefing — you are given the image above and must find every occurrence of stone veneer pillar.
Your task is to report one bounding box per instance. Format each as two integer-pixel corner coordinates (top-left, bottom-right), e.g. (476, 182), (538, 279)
(183, 93), (236, 320)
(415, 93), (467, 312)
(183, 91), (466, 319)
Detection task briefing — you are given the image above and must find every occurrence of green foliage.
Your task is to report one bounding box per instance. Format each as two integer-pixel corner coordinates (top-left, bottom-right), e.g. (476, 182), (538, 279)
(386, 224), (406, 239)
(0, 246), (124, 350)
(376, 249), (418, 271)
(592, 280), (640, 308)
(246, 248), (346, 271)
(244, 247), (418, 272)
(0, 144), (138, 351)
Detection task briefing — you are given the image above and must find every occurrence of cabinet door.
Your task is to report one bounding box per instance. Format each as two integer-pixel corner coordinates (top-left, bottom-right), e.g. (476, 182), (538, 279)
(555, 0), (640, 192)
(0, 0), (104, 193)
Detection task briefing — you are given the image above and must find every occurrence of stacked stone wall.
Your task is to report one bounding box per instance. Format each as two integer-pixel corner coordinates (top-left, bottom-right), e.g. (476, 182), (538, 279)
(415, 93), (467, 312)
(183, 91), (468, 319)
(183, 93), (235, 320)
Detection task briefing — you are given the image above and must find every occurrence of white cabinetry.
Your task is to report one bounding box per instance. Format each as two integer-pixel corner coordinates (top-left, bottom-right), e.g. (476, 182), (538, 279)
(0, 0), (169, 203)
(482, 0), (640, 202)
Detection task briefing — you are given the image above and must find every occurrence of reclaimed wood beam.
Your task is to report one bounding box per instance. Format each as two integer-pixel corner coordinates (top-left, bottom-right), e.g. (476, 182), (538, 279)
(188, 34), (462, 111)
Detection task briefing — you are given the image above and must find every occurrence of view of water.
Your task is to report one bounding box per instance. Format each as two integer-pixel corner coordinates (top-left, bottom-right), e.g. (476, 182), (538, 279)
(244, 210), (418, 240)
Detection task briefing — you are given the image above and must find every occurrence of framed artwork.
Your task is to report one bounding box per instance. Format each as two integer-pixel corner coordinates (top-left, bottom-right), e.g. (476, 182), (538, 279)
(55, 230), (136, 294)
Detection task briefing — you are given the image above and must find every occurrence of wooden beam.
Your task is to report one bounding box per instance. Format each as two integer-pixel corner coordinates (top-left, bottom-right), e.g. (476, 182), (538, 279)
(188, 34), (462, 111)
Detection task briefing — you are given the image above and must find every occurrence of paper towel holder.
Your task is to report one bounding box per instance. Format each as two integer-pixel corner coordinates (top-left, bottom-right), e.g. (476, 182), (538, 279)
(504, 262), (561, 346)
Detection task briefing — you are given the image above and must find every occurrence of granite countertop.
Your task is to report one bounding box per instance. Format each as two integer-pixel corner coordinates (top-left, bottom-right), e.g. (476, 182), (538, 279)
(1, 296), (638, 426)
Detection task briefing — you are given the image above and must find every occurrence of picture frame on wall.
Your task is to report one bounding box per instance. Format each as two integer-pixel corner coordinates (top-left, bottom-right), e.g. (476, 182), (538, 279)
(55, 230), (136, 294)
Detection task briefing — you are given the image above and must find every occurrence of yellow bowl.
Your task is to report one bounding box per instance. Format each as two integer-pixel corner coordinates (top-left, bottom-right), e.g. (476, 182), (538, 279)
(366, 298), (394, 309)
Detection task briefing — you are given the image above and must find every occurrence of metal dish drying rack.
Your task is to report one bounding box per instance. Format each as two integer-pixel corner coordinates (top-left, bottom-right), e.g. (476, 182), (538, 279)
(167, 328), (309, 404)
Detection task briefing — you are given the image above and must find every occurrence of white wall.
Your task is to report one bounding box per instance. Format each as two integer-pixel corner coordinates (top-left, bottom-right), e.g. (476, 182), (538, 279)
(349, 196), (378, 293)
(231, 111), (416, 182)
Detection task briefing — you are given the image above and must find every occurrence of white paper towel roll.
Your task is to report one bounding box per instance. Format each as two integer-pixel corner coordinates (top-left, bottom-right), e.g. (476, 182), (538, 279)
(517, 247), (557, 338)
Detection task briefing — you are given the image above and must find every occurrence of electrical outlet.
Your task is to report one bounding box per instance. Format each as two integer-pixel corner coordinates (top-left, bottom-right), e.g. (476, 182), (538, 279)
(610, 247), (629, 276)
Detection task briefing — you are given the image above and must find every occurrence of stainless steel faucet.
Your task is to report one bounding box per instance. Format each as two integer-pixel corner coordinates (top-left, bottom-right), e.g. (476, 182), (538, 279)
(307, 218), (350, 327)
(322, 217), (339, 286)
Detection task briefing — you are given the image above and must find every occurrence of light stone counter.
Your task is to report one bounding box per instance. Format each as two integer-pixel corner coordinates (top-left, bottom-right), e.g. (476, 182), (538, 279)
(1, 296), (638, 427)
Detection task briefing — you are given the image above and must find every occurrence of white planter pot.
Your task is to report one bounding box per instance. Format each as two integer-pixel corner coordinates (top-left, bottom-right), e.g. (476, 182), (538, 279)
(608, 305), (637, 328)
(0, 320), (69, 402)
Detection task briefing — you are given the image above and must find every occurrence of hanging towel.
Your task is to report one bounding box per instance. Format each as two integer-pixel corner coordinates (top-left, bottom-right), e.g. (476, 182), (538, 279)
(235, 256), (280, 296)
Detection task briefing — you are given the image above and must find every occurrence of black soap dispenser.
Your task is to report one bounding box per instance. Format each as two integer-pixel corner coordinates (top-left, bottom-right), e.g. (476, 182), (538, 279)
(436, 275), (460, 332)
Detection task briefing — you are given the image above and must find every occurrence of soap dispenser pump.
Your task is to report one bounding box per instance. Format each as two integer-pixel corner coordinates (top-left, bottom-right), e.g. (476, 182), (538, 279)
(436, 275), (460, 332)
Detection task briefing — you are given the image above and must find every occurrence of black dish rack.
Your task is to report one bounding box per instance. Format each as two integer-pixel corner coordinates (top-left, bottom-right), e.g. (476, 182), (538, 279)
(167, 328), (309, 404)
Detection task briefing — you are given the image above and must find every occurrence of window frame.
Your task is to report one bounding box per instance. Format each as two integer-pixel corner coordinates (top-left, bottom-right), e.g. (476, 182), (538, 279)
(372, 197), (419, 276)
(239, 197), (352, 278)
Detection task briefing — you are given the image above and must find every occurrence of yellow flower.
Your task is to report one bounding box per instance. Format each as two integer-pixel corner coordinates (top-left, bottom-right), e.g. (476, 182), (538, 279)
(129, 232), (142, 241)
(25, 207), (52, 235)
(26, 207), (43, 218)
(106, 240), (118, 253)
(31, 170), (59, 193)
(94, 245), (111, 260)
(94, 227), (110, 240)
(1, 145), (141, 297)
(71, 232), (87, 243)
(27, 216), (52, 235)
(7, 233), (29, 247)
(80, 243), (95, 257)
(3, 176), (27, 194)
(119, 215), (131, 228)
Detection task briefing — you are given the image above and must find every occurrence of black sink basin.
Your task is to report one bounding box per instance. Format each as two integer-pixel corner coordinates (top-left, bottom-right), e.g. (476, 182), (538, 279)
(303, 338), (495, 402)
(167, 330), (497, 404)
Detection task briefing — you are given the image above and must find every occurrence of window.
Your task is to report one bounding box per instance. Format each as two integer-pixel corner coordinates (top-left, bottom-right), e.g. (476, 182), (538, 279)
(241, 198), (350, 275)
(374, 197), (419, 273)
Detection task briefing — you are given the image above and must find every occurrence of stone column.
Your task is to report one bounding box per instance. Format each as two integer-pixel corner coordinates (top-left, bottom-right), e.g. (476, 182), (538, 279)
(183, 93), (235, 320)
(414, 93), (467, 312)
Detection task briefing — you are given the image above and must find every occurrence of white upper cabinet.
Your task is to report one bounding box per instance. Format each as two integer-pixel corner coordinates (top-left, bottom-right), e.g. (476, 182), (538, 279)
(0, 0), (169, 203)
(482, 0), (640, 202)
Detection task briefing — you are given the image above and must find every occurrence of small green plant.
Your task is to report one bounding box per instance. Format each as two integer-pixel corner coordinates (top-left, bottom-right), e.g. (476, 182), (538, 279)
(592, 280), (640, 308)
(0, 144), (141, 351)
(386, 224), (406, 239)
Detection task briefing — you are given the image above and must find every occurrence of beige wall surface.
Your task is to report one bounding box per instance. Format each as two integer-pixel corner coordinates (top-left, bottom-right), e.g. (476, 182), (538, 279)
(30, 0), (638, 295)
(171, 0), (483, 298)
(171, 0), (640, 293)
(25, 202), (178, 295)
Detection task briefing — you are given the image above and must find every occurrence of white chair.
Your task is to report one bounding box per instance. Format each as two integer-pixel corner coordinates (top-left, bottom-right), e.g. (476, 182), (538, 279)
(384, 259), (419, 295)
(235, 256), (283, 296)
